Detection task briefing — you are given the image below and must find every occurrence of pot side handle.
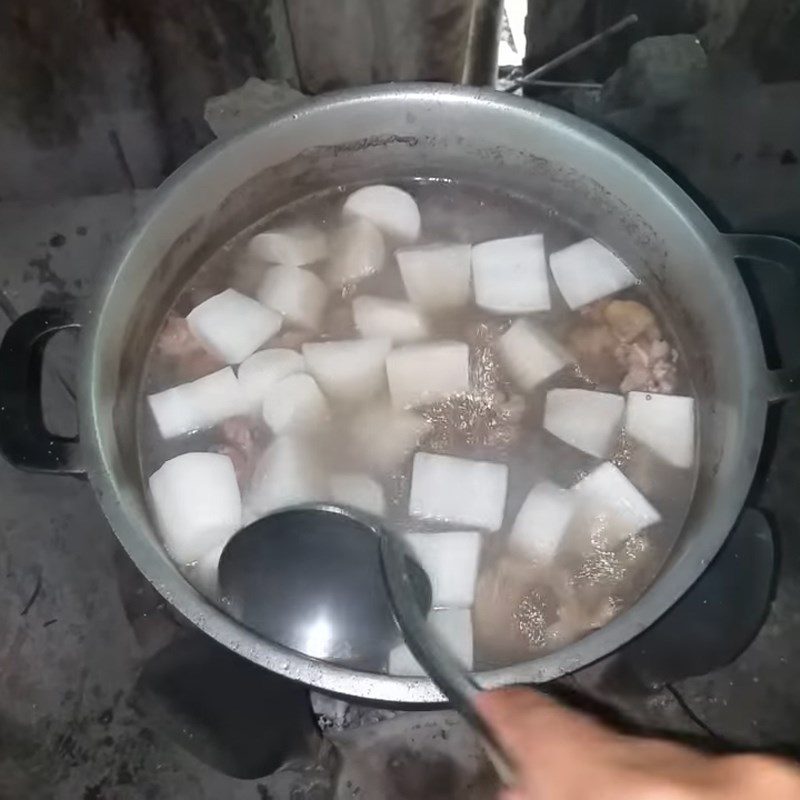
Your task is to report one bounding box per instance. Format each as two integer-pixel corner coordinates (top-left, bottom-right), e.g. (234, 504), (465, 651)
(725, 233), (800, 403)
(0, 307), (86, 476)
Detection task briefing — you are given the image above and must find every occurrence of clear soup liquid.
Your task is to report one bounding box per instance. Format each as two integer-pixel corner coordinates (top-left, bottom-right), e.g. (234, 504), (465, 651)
(138, 178), (698, 671)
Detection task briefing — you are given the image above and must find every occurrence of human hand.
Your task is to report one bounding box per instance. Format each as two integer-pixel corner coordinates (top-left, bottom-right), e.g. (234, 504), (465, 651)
(477, 688), (800, 800)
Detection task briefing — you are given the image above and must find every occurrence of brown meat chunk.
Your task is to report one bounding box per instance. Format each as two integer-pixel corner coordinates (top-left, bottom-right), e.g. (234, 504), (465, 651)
(155, 313), (204, 358)
(568, 324), (626, 386)
(603, 300), (659, 343)
(617, 339), (678, 394)
(213, 417), (262, 486)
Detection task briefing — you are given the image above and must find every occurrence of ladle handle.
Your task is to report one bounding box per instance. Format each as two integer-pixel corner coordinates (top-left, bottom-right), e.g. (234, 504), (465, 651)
(725, 233), (800, 403)
(0, 306), (85, 476)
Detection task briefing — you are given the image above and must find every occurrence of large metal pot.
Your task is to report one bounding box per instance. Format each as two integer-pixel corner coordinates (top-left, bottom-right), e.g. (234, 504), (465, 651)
(1, 85), (798, 703)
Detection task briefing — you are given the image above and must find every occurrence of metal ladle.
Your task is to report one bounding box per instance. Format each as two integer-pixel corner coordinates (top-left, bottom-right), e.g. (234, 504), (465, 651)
(218, 504), (516, 785)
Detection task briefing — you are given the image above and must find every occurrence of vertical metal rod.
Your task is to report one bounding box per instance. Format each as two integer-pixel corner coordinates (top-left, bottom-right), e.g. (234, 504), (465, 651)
(461, 0), (505, 86)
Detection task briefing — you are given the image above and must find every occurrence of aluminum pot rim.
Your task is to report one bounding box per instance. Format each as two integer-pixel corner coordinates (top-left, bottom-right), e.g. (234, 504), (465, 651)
(79, 83), (768, 704)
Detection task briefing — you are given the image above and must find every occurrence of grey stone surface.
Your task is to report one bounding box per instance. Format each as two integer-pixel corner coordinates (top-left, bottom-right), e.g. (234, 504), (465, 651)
(205, 79), (306, 140)
(0, 192), (306, 799)
(0, 191), (495, 799)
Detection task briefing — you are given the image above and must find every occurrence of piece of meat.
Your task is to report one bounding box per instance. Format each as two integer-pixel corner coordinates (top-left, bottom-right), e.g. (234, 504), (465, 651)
(210, 443), (252, 487)
(617, 339), (678, 394)
(578, 299), (610, 324)
(271, 329), (314, 350)
(568, 324), (625, 386)
(155, 314), (205, 358)
(155, 313), (225, 381)
(603, 300), (659, 343)
(212, 417), (262, 486)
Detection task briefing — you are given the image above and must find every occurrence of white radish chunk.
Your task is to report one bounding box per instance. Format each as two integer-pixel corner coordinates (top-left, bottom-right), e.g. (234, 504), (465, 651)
(149, 452), (242, 565)
(191, 543), (226, 597)
(246, 436), (328, 516)
(328, 218), (386, 287)
(186, 289), (282, 365)
(406, 531), (482, 608)
(330, 473), (386, 516)
(625, 392), (695, 468)
(497, 319), (572, 392)
(386, 341), (469, 409)
(471, 234), (550, 314)
(510, 482), (576, 563)
(409, 452), (508, 532)
(396, 243), (471, 312)
(544, 388), (624, 458)
(572, 462), (661, 546)
(550, 238), (637, 309)
(388, 643), (424, 677)
(388, 609), (474, 674)
(262, 373), (329, 434)
(302, 338), (392, 404)
(349, 405), (432, 473)
(352, 295), (429, 344)
(430, 608), (474, 670)
(148, 367), (247, 439)
(248, 224), (327, 267)
(237, 348), (305, 411)
(342, 184), (421, 244)
(257, 265), (328, 331)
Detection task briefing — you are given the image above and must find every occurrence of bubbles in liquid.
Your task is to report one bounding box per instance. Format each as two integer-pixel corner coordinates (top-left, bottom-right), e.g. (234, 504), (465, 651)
(137, 178), (698, 671)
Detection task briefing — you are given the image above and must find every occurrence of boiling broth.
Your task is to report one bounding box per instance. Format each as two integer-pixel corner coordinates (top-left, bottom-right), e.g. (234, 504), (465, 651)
(137, 178), (698, 671)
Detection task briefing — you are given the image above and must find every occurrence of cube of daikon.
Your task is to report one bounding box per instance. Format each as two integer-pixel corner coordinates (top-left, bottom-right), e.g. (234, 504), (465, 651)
(248, 224), (327, 267)
(549, 238), (637, 309)
(342, 184), (421, 244)
(386, 341), (469, 409)
(191, 543), (226, 597)
(246, 436), (328, 516)
(352, 295), (429, 344)
(237, 348), (305, 411)
(186, 288), (282, 364)
(328, 218), (386, 287)
(257, 265), (328, 331)
(497, 319), (572, 392)
(429, 608), (474, 670)
(262, 373), (329, 433)
(349, 404), (432, 473)
(330, 473), (386, 516)
(544, 388), (624, 458)
(388, 643), (424, 676)
(406, 531), (482, 607)
(471, 234), (550, 314)
(148, 367), (247, 439)
(572, 462), (661, 546)
(396, 243), (472, 312)
(510, 482), (576, 563)
(302, 338), (392, 404)
(625, 392), (696, 469)
(149, 452), (242, 564)
(409, 452), (508, 531)
(388, 610), (474, 674)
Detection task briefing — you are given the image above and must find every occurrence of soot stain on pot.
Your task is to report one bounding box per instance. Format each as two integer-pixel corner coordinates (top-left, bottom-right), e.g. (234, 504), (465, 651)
(325, 134), (420, 157)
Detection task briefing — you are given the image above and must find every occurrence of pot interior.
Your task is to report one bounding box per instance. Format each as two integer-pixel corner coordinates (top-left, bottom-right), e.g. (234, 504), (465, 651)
(86, 86), (767, 695)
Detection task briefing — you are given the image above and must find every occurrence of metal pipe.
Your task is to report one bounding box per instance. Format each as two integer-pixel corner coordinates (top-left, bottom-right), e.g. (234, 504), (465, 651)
(504, 13), (638, 93)
(461, 0), (504, 86)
